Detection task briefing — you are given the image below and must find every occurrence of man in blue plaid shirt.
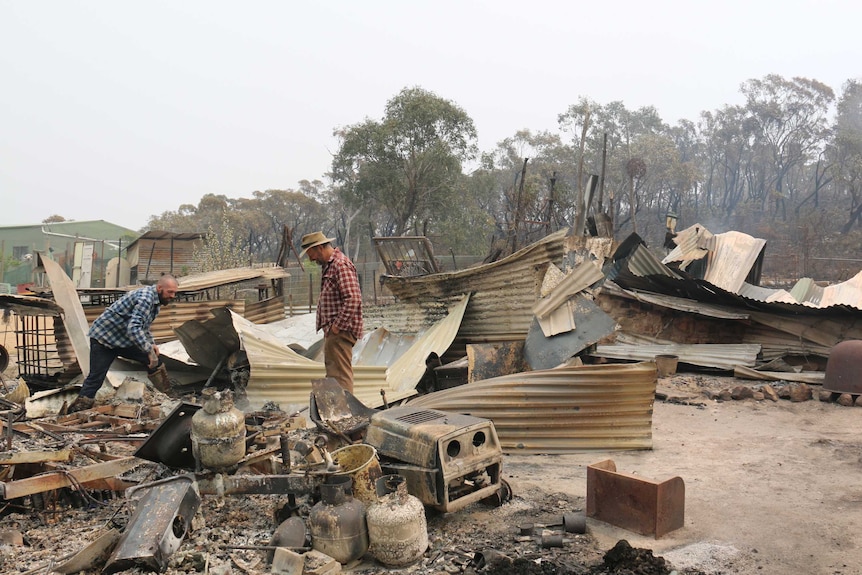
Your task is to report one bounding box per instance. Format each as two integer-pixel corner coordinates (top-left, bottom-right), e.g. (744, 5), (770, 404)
(68, 274), (180, 413)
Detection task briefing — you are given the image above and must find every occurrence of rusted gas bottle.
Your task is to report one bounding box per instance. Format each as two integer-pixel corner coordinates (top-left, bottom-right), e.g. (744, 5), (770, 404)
(308, 476), (368, 564)
(366, 474), (428, 566)
(190, 388), (246, 471)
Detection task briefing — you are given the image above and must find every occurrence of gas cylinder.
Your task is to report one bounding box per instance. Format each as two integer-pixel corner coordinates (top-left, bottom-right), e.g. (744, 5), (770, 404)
(190, 388), (246, 471)
(308, 476), (368, 564)
(366, 474), (428, 566)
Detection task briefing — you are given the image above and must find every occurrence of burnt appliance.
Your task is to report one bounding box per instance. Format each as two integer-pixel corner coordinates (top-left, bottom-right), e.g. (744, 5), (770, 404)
(364, 406), (504, 513)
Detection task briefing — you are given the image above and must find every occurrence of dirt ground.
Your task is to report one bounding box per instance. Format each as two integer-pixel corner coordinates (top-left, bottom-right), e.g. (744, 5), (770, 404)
(504, 373), (862, 575)
(2, 353), (861, 574)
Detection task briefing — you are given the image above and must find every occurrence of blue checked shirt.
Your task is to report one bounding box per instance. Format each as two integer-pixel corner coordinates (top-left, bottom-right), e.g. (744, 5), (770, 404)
(88, 285), (161, 352)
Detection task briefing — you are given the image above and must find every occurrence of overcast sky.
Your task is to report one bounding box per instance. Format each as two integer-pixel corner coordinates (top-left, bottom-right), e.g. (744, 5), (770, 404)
(2, 0), (859, 232)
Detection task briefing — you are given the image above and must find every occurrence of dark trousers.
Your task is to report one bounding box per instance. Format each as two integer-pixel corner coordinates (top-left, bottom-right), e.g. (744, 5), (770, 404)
(79, 338), (161, 398)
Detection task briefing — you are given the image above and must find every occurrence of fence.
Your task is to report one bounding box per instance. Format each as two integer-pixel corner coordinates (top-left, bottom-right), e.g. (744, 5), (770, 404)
(281, 255), (486, 315)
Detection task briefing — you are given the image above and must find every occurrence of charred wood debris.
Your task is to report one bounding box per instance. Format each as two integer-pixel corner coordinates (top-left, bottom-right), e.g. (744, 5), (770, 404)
(4, 225), (862, 574)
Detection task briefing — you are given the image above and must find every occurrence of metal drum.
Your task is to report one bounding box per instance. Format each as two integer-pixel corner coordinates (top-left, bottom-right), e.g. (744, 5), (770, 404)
(823, 340), (862, 395)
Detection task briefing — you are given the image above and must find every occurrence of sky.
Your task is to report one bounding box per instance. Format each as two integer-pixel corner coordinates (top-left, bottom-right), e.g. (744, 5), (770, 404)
(1, 0), (859, 232)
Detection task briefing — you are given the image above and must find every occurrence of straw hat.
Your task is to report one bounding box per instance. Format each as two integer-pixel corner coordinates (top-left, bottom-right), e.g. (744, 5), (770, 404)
(299, 231), (336, 257)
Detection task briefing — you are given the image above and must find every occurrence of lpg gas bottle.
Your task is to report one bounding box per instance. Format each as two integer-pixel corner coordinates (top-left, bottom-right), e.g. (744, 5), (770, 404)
(190, 388), (246, 471)
(366, 474), (428, 566)
(308, 476), (368, 564)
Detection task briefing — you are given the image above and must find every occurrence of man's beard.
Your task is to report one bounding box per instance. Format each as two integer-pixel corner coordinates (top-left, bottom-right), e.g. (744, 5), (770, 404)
(158, 294), (172, 305)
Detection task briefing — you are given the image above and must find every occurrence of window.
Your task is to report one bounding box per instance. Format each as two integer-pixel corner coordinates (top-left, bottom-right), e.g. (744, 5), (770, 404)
(12, 246), (30, 260)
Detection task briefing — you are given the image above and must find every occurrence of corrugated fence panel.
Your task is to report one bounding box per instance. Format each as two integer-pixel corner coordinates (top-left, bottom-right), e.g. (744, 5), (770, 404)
(408, 361), (656, 454)
(245, 297), (286, 324)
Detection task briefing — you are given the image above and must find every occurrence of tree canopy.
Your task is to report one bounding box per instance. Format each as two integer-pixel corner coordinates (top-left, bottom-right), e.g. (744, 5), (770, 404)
(330, 86), (478, 237)
(142, 76), (862, 280)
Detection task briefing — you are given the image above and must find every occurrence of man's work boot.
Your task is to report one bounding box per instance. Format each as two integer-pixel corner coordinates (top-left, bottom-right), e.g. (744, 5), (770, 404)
(147, 364), (176, 396)
(67, 396), (95, 413)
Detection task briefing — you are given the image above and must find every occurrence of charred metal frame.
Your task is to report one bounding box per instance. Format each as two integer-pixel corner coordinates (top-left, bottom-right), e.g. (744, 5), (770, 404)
(373, 236), (440, 277)
(14, 313), (67, 388)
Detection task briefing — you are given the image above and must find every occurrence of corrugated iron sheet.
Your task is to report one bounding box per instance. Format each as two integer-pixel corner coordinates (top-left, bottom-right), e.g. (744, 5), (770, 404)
(663, 223), (712, 269)
(406, 362), (656, 454)
(369, 229), (569, 340)
(532, 260), (604, 320)
(628, 243), (682, 280)
(747, 311), (862, 349)
(591, 343), (760, 370)
(700, 230), (766, 293)
(737, 283), (797, 304)
(733, 365), (825, 384)
(244, 296), (286, 324)
(819, 270), (862, 309)
(387, 295), (469, 391)
(741, 323), (831, 359)
(601, 282), (750, 320)
(176, 266), (289, 293)
(614, 234), (862, 313)
(664, 225), (766, 294)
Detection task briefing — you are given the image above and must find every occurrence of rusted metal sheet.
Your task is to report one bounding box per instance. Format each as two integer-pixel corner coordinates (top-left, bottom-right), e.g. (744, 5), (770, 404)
(407, 362), (656, 454)
(532, 260), (604, 320)
(466, 341), (527, 382)
(823, 340), (862, 394)
(586, 459), (684, 538)
(592, 343), (760, 371)
(0, 456), (142, 500)
(105, 475), (200, 574)
(54, 528), (121, 575)
(372, 229), (568, 341)
(0, 294), (62, 316)
(733, 366), (824, 384)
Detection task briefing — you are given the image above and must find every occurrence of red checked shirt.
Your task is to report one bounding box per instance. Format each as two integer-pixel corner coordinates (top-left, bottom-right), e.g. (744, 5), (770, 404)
(316, 248), (363, 340)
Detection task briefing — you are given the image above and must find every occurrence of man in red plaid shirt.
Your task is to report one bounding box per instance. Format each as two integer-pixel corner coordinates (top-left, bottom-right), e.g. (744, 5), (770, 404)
(300, 231), (363, 392)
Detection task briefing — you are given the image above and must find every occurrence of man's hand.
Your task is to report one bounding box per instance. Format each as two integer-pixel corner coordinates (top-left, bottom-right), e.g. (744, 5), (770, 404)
(148, 349), (159, 369)
(330, 325), (340, 335)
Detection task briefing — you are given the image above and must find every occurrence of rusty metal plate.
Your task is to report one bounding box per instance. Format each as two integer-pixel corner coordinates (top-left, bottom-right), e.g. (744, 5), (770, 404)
(823, 340), (862, 394)
(586, 459), (684, 538)
(466, 341), (527, 383)
(104, 475), (200, 573)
